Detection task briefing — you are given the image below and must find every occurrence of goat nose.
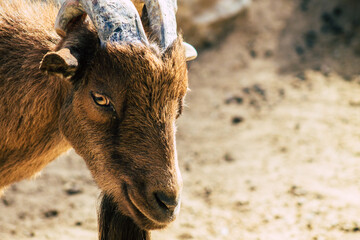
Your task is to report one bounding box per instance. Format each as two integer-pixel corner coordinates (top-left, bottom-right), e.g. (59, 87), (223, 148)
(154, 192), (180, 212)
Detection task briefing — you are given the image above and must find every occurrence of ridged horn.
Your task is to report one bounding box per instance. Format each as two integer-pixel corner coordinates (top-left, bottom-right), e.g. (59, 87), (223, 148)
(138, 0), (197, 60)
(142, 0), (178, 50)
(55, 0), (149, 45)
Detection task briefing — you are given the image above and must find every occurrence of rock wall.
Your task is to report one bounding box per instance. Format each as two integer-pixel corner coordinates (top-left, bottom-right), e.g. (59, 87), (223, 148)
(178, 0), (251, 48)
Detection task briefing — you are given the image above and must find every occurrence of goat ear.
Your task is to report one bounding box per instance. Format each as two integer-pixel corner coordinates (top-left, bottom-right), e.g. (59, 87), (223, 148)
(183, 42), (197, 61)
(40, 48), (78, 78)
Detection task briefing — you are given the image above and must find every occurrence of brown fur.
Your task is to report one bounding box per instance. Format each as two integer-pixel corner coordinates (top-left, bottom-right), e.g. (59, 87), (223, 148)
(0, 0), (188, 239)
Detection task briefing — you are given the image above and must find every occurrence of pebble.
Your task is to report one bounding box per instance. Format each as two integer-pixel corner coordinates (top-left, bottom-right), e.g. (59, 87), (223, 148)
(44, 209), (59, 218)
(64, 183), (83, 195)
(232, 116), (244, 125)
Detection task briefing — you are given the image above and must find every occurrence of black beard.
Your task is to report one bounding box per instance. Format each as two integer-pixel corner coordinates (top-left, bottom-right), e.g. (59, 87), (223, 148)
(98, 193), (151, 240)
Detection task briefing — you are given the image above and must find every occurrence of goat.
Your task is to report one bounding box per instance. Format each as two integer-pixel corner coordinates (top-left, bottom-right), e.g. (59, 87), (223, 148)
(0, 0), (197, 239)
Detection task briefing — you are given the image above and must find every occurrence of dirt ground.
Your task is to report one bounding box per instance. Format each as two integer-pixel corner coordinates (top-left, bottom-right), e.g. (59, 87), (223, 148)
(2, 0), (360, 239)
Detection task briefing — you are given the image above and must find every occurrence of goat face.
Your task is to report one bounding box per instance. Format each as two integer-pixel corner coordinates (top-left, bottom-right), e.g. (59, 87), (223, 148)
(39, 0), (195, 231)
(41, 33), (187, 231)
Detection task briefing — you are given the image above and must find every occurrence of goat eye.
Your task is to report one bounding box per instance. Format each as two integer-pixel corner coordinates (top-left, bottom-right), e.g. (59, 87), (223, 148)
(92, 93), (110, 106)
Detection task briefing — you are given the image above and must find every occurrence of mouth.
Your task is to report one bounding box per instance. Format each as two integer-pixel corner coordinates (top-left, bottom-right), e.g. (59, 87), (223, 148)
(122, 184), (170, 230)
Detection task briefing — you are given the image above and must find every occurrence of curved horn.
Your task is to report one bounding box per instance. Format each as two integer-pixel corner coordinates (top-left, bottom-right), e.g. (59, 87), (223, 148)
(55, 0), (149, 45)
(140, 0), (197, 60)
(142, 0), (177, 50)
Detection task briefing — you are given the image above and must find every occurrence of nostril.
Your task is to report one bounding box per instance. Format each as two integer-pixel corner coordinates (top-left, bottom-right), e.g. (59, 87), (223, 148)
(154, 192), (179, 211)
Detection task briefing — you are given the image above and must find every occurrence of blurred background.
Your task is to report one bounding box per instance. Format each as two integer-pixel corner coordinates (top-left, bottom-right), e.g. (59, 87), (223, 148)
(2, 0), (360, 239)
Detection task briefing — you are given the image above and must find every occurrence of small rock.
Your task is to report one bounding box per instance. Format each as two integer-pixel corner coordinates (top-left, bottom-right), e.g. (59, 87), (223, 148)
(333, 6), (342, 17)
(300, 0), (311, 12)
(320, 12), (344, 35)
(295, 46), (305, 55)
(249, 99), (259, 108)
(234, 200), (249, 207)
(250, 49), (257, 58)
(232, 116), (244, 125)
(24, 231), (35, 238)
(288, 185), (307, 197)
(253, 84), (266, 99)
(304, 30), (317, 48)
(64, 183), (83, 196)
(75, 221), (82, 226)
(349, 101), (360, 107)
(44, 209), (59, 218)
(18, 212), (27, 220)
(306, 223), (313, 230)
(313, 236), (325, 240)
(204, 187), (212, 198)
(264, 50), (274, 58)
(225, 95), (244, 104)
(278, 88), (285, 97)
(184, 162), (192, 172)
(224, 153), (235, 162)
(279, 147), (288, 153)
(321, 12), (333, 24)
(242, 87), (251, 94)
(296, 72), (306, 81)
(340, 222), (360, 232)
(178, 233), (193, 239)
(1, 197), (14, 206)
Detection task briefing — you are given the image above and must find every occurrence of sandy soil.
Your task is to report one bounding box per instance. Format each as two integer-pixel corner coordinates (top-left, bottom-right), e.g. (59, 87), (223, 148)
(2, 0), (360, 239)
